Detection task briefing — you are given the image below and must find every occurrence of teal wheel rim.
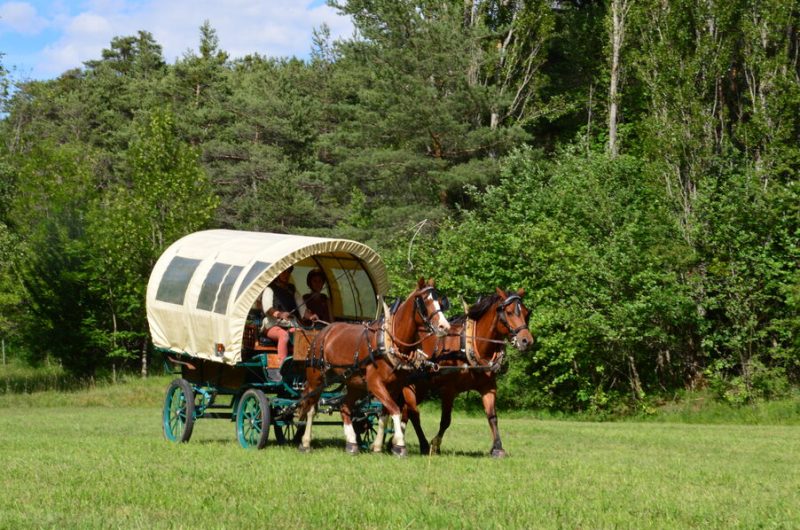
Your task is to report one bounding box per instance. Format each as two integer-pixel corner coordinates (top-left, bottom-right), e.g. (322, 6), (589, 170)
(355, 416), (377, 449)
(236, 390), (270, 449)
(163, 380), (194, 443)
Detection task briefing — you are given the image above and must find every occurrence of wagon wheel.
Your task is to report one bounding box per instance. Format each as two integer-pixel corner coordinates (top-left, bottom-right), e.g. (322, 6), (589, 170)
(236, 389), (271, 449)
(354, 414), (378, 450)
(163, 378), (195, 443)
(273, 415), (305, 446)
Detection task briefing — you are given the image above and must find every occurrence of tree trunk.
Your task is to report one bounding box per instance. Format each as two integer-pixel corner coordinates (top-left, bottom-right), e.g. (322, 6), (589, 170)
(141, 338), (148, 378)
(627, 354), (643, 400)
(608, 0), (629, 157)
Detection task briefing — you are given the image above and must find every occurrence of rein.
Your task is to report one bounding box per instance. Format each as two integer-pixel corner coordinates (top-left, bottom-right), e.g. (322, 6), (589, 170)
(308, 288), (439, 376)
(385, 329), (435, 348)
(383, 297), (439, 369)
(426, 294), (529, 373)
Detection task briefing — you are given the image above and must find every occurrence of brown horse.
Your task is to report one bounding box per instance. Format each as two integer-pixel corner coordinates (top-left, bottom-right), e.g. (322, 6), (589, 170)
(401, 287), (533, 457)
(296, 278), (450, 456)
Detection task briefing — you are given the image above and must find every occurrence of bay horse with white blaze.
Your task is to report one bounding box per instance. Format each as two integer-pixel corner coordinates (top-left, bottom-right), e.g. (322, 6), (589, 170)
(401, 287), (533, 457)
(296, 278), (450, 456)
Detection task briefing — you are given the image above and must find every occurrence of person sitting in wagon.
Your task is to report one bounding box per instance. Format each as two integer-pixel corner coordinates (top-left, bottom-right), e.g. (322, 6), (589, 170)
(261, 266), (316, 367)
(302, 268), (332, 324)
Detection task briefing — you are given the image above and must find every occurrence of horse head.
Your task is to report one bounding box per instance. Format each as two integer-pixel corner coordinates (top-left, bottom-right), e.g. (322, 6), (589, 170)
(411, 277), (451, 337)
(494, 287), (533, 352)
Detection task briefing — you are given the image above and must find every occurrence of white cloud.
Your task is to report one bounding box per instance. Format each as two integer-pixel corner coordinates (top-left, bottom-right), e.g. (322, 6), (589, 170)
(0, 1), (48, 34)
(40, 13), (115, 73)
(67, 12), (112, 35)
(30, 0), (354, 78)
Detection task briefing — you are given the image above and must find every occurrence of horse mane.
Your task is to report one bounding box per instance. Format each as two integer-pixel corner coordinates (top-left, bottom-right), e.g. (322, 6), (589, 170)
(467, 293), (502, 321)
(449, 314), (468, 326)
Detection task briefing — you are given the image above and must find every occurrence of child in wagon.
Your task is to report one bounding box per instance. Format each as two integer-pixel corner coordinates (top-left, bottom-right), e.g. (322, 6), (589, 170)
(302, 268), (332, 324)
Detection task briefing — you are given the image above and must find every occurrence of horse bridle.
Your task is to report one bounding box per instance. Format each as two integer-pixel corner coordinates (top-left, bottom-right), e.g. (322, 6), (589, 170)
(413, 286), (449, 334)
(496, 295), (530, 339)
(384, 286), (449, 350)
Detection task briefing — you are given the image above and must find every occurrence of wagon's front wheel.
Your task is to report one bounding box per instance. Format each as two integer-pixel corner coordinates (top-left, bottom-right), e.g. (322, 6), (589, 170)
(236, 389), (271, 449)
(163, 378), (195, 443)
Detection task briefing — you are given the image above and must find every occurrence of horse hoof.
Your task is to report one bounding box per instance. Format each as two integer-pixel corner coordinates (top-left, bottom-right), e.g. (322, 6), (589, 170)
(490, 448), (507, 458)
(419, 443), (430, 455)
(429, 446), (440, 456)
(391, 445), (407, 458)
(297, 445), (311, 454)
(345, 442), (359, 455)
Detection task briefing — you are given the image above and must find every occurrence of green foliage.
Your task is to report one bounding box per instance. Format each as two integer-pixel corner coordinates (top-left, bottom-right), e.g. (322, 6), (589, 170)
(696, 166), (800, 397)
(2, 142), (103, 374)
(0, 222), (26, 356)
(317, 0), (555, 241)
(0, 7), (797, 407)
(82, 109), (219, 365)
(400, 147), (697, 409)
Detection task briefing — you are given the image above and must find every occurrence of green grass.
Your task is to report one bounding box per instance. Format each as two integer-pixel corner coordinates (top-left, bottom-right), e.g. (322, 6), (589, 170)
(0, 372), (167, 408)
(628, 391), (800, 425)
(1, 377), (799, 528)
(0, 358), (76, 395)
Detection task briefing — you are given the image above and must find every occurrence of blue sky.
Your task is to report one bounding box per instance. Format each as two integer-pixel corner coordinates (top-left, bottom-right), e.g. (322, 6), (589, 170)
(0, 0), (353, 80)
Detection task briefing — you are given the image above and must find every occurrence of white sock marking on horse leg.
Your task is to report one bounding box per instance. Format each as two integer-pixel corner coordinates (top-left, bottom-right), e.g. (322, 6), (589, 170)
(372, 413), (387, 452)
(301, 404), (315, 449)
(343, 422), (357, 444)
(391, 414), (405, 447)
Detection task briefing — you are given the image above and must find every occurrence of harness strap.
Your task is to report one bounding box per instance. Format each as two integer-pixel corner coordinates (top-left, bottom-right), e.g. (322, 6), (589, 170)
(465, 317), (479, 367)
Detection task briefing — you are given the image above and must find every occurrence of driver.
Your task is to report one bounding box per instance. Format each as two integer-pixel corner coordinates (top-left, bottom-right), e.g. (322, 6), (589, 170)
(261, 266), (315, 369)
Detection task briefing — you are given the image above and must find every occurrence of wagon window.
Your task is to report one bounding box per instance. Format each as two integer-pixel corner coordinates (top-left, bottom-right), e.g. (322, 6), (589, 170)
(155, 256), (202, 305)
(235, 261), (271, 300)
(213, 265), (243, 315)
(197, 262), (244, 314)
(197, 263), (233, 312)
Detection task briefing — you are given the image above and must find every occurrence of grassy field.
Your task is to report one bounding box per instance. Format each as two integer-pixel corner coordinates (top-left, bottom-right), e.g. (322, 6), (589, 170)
(0, 376), (798, 529)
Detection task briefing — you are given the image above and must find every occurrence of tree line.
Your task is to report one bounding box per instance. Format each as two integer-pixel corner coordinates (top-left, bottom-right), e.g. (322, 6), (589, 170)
(0, 0), (797, 410)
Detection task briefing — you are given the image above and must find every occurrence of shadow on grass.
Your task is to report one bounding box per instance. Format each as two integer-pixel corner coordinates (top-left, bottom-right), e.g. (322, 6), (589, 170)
(192, 439), (233, 447)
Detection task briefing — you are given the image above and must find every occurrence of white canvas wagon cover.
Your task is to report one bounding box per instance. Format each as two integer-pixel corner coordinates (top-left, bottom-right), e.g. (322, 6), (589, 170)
(146, 230), (389, 365)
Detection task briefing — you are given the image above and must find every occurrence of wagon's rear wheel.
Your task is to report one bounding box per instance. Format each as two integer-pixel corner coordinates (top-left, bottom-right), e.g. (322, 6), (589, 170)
(273, 417), (305, 445)
(354, 414), (378, 449)
(163, 378), (195, 443)
(353, 415), (377, 449)
(236, 389), (271, 449)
